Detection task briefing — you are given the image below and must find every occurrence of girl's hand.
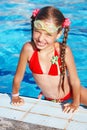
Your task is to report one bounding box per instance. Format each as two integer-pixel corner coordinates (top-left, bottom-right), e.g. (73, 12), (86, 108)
(63, 103), (79, 113)
(11, 96), (24, 106)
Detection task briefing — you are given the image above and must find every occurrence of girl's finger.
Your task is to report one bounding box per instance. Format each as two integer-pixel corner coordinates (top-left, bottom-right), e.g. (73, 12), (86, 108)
(63, 103), (70, 107)
(63, 106), (70, 113)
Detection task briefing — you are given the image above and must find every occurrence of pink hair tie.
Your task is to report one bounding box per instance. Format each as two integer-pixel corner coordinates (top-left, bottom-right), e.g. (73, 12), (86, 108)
(32, 9), (40, 17)
(62, 18), (71, 28)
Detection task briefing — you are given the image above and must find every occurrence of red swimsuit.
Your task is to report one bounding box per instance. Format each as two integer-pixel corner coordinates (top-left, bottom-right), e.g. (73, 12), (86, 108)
(29, 49), (61, 76)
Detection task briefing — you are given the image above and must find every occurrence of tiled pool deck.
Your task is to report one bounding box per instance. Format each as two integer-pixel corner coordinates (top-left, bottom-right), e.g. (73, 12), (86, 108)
(0, 93), (87, 130)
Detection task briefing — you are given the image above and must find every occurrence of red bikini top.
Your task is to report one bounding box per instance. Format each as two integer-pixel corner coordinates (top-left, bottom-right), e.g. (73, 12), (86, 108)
(29, 49), (61, 76)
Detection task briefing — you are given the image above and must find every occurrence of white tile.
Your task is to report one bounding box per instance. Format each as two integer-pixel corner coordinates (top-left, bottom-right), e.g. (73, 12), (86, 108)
(23, 96), (39, 104)
(0, 107), (25, 120)
(67, 121), (87, 130)
(30, 103), (72, 119)
(23, 113), (67, 129)
(0, 93), (11, 105)
(72, 111), (87, 123)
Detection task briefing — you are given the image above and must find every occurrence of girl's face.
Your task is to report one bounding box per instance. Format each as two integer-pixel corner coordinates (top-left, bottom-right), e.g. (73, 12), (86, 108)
(33, 20), (60, 50)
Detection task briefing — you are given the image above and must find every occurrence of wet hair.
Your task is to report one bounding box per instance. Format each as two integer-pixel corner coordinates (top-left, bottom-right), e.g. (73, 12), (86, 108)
(31, 6), (70, 91)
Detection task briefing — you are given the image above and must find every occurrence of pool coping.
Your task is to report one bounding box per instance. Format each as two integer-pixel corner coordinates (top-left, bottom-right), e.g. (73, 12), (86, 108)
(0, 93), (87, 130)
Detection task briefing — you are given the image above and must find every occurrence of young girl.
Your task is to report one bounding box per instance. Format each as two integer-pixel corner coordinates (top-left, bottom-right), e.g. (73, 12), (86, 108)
(12, 6), (87, 113)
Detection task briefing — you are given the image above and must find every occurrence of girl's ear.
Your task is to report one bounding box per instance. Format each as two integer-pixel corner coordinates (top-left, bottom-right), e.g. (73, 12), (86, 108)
(56, 31), (62, 39)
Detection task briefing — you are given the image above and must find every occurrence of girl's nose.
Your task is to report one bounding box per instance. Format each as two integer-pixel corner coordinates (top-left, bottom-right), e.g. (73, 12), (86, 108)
(38, 34), (44, 42)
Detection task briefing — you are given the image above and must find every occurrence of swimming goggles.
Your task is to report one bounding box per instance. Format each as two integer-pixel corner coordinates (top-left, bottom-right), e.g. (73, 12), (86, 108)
(34, 20), (61, 34)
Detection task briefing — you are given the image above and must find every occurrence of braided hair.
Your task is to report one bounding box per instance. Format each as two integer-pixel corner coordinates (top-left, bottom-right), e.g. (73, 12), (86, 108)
(31, 6), (70, 91)
(59, 26), (69, 91)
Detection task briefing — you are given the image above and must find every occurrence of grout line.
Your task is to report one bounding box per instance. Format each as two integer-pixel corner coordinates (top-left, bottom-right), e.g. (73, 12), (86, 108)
(20, 99), (41, 121)
(64, 112), (75, 130)
(64, 109), (87, 130)
(26, 111), (70, 121)
(70, 119), (87, 124)
(0, 106), (26, 112)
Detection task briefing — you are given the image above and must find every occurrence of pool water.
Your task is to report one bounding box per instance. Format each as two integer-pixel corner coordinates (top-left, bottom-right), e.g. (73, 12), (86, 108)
(0, 0), (87, 98)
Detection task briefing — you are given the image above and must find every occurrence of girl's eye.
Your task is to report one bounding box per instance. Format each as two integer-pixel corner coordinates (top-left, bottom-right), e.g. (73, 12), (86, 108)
(45, 33), (52, 37)
(47, 33), (52, 36)
(34, 28), (53, 37)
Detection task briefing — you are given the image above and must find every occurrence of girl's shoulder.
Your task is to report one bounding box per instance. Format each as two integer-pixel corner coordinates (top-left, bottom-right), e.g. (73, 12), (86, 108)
(23, 41), (33, 51)
(22, 41), (37, 53)
(22, 41), (35, 61)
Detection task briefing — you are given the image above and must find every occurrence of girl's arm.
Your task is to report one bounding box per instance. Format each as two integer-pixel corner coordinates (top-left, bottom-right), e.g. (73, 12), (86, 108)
(64, 46), (80, 112)
(12, 43), (30, 105)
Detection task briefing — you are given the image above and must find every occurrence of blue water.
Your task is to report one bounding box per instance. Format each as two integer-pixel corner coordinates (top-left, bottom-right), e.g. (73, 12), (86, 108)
(0, 0), (87, 98)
